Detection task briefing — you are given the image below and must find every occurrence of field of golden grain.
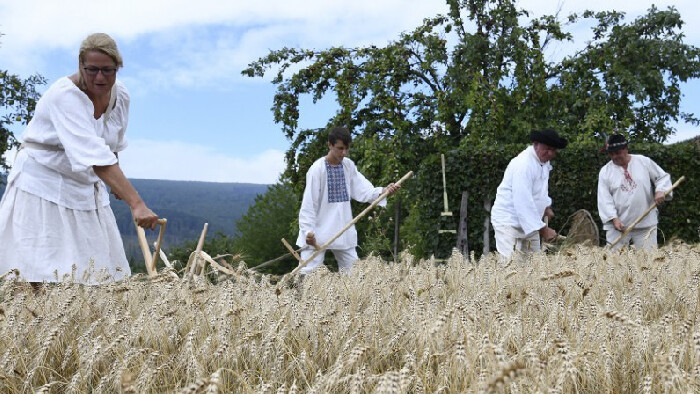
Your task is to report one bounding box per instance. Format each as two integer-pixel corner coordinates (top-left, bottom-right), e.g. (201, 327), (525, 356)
(2, 243), (700, 393)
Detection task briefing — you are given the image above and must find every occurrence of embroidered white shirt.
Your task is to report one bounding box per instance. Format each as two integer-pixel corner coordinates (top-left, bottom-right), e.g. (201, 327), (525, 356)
(297, 157), (385, 249)
(597, 154), (672, 230)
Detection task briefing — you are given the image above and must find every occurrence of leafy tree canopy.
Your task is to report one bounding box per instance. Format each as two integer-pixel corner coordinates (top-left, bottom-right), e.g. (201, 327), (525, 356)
(240, 0), (700, 261)
(243, 0), (700, 188)
(1, 33), (46, 175)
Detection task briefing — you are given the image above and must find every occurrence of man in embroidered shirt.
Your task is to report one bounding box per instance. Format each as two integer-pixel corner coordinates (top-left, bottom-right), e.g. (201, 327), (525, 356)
(597, 134), (672, 251)
(491, 128), (568, 261)
(296, 127), (400, 275)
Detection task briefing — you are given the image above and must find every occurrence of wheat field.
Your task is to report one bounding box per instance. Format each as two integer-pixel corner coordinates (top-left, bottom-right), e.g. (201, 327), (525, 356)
(1, 243), (700, 393)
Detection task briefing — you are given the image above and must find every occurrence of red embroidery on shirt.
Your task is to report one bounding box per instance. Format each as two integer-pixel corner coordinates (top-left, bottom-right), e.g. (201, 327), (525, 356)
(620, 169), (637, 193)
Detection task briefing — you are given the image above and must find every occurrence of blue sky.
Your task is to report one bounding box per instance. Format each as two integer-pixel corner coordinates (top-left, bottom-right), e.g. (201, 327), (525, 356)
(1, 0), (698, 184)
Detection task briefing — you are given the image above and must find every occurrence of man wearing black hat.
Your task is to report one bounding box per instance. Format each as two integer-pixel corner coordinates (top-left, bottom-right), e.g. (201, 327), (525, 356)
(491, 128), (568, 261)
(597, 134), (673, 250)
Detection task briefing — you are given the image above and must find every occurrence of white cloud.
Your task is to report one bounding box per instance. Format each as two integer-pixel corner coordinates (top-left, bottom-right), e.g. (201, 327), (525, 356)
(118, 139), (284, 184)
(1, 140), (285, 183)
(0, 0), (448, 80)
(4, 0), (697, 94)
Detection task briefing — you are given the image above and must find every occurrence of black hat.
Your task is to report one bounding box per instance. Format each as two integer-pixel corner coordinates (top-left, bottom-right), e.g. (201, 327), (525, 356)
(530, 128), (568, 149)
(604, 134), (628, 152)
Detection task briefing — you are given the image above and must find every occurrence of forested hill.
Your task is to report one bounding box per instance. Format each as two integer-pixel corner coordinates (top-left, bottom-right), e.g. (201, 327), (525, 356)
(0, 176), (269, 260)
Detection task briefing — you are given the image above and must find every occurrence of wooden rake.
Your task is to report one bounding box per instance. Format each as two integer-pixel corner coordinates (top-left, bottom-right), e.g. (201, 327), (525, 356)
(132, 214), (168, 277)
(184, 223), (238, 279)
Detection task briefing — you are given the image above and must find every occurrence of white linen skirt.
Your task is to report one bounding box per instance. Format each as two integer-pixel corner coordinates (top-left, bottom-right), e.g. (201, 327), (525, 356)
(0, 184), (131, 284)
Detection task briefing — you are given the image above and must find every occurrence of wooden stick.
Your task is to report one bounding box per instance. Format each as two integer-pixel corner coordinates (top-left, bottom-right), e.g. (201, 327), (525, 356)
(131, 207), (168, 277)
(608, 175), (685, 249)
(134, 225), (154, 276)
(285, 171), (413, 279)
(281, 238), (303, 262)
(251, 250), (300, 271)
(151, 218), (168, 269)
(189, 223), (209, 277)
(441, 154), (452, 216)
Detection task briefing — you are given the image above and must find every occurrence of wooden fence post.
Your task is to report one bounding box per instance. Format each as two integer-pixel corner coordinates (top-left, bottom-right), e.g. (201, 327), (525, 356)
(394, 197), (401, 263)
(483, 198), (492, 256)
(457, 191), (469, 256)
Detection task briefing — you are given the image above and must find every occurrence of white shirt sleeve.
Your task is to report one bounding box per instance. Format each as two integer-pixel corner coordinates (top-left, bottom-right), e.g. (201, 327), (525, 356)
(597, 165), (617, 225)
(298, 162), (322, 242)
(347, 161), (385, 207)
(112, 82), (130, 153)
(47, 83), (118, 172)
(647, 158), (673, 200)
(511, 163), (545, 235)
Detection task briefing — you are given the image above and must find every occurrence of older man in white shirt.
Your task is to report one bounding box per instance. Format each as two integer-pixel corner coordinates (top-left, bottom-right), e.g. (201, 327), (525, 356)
(491, 128), (568, 261)
(597, 134), (672, 250)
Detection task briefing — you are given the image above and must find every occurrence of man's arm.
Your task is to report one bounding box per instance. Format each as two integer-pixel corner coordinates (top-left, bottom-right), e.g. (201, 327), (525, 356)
(298, 164), (321, 246)
(511, 166), (547, 235)
(647, 158), (672, 204)
(597, 168), (622, 229)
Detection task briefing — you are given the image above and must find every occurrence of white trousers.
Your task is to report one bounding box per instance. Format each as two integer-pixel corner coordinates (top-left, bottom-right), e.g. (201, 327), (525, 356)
(298, 247), (358, 275)
(494, 226), (541, 262)
(605, 227), (657, 251)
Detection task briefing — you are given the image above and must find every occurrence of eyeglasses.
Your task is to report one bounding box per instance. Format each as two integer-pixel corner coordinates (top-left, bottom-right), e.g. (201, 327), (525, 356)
(82, 66), (118, 76)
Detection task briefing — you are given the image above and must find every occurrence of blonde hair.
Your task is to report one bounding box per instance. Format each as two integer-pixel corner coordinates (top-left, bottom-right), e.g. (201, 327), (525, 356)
(79, 33), (123, 67)
(77, 33), (123, 89)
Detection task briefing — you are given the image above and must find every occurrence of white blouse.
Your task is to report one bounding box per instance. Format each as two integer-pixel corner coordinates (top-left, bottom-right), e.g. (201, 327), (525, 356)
(10, 77), (129, 210)
(491, 145), (553, 236)
(296, 157), (385, 250)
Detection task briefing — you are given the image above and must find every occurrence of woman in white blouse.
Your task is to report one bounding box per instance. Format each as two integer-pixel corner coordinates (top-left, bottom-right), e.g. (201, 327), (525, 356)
(0, 33), (158, 285)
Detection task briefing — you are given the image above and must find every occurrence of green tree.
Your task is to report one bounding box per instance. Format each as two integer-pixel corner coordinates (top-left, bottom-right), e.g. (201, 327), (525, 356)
(243, 0), (700, 258)
(551, 6), (700, 141)
(1, 34), (46, 175)
(233, 182), (299, 273)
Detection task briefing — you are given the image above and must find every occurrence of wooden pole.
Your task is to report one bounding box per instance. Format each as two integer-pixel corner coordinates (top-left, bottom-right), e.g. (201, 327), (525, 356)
(149, 219), (168, 273)
(483, 198), (492, 256)
(283, 171), (414, 280)
(281, 238), (303, 262)
(608, 175), (685, 249)
(441, 154), (452, 216)
(189, 223), (209, 277)
(131, 211), (167, 277)
(251, 249), (300, 271)
(393, 197), (401, 264)
(133, 224), (154, 275)
(457, 191), (469, 256)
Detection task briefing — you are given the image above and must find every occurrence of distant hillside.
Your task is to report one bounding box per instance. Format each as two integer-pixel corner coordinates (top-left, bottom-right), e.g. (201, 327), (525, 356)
(0, 176), (269, 261)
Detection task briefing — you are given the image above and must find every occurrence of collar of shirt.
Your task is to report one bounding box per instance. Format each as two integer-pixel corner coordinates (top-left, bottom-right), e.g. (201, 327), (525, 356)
(527, 145), (548, 166)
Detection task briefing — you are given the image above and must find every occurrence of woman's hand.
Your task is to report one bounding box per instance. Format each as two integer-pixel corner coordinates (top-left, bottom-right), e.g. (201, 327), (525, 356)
(132, 203), (159, 230)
